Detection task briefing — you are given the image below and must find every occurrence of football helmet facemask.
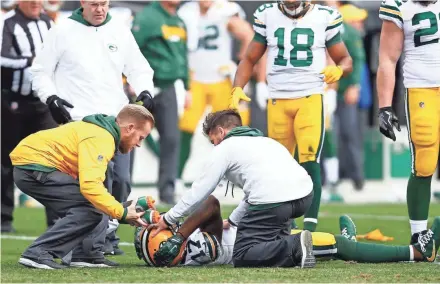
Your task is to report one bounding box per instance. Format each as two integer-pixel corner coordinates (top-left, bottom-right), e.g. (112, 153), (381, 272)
(278, 0), (311, 18)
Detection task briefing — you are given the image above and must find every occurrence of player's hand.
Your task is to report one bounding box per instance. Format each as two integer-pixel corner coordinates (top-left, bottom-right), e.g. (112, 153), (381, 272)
(46, 95), (74, 124)
(229, 87), (251, 109)
(320, 65), (343, 84)
(135, 90), (155, 113)
(153, 232), (185, 267)
(255, 82), (269, 110)
(121, 201), (148, 227)
(149, 215), (169, 238)
(378, 107), (401, 142)
(223, 219), (231, 230)
(135, 196), (156, 212)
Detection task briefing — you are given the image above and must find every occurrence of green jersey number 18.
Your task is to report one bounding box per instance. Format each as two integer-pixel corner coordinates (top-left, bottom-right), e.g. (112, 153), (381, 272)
(274, 28), (315, 67)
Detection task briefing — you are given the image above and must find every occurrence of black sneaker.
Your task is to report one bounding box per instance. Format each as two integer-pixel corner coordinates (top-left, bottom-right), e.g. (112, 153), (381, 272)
(1, 221), (16, 233)
(293, 230), (316, 268)
(19, 257), (67, 269)
(112, 246), (125, 256)
(103, 241), (115, 256)
(69, 258), (119, 268)
(410, 232), (421, 245)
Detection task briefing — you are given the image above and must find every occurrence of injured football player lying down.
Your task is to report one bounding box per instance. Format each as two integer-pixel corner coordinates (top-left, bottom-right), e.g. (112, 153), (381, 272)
(136, 196), (440, 267)
(147, 109), (316, 268)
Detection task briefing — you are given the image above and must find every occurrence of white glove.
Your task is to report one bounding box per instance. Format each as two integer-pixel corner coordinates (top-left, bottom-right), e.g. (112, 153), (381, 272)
(106, 218), (119, 235)
(324, 89), (337, 115)
(255, 82), (269, 110)
(174, 79), (186, 118)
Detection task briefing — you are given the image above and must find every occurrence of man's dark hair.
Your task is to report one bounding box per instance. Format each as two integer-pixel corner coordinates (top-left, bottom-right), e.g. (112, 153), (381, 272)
(202, 109), (242, 136)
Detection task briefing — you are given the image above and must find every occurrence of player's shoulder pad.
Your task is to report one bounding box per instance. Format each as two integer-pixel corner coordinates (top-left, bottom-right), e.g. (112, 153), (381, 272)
(214, 0), (242, 18)
(379, 0), (403, 29)
(253, 2), (276, 22)
(177, 1), (197, 19)
(315, 5), (342, 29)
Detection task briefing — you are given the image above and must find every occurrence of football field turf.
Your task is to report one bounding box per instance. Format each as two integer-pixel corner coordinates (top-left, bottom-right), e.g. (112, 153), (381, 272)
(2, 204), (440, 283)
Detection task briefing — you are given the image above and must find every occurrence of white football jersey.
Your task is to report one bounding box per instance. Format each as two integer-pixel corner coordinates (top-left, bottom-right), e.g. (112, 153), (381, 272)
(253, 3), (343, 99)
(379, 0), (440, 88)
(178, 1), (244, 83)
(183, 227), (237, 266)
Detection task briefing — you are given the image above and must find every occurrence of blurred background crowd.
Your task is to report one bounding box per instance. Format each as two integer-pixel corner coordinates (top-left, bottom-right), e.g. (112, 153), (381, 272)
(2, 0), (439, 234)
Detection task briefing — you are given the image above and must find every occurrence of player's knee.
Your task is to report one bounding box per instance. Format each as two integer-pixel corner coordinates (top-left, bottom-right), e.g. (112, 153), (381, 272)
(206, 195), (220, 213)
(415, 147), (438, 176)
(297, 137), (318, 163)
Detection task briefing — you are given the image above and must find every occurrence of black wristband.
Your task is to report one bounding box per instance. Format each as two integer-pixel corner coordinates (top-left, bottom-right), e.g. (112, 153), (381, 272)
(228, 217), (237, 227)
(163, 214), (173, 226)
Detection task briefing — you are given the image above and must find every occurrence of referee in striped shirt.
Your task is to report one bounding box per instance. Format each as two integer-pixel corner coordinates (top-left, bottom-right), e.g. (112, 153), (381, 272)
(1, 0), (57, 233)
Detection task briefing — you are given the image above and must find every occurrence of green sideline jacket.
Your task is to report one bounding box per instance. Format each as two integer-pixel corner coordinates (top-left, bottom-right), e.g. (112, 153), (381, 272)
(338, 22), (366, 99)
(131, 2), (190, 90)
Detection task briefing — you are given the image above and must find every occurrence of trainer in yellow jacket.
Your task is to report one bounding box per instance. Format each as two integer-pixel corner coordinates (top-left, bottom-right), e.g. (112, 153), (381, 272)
(10, 105), (155, 220)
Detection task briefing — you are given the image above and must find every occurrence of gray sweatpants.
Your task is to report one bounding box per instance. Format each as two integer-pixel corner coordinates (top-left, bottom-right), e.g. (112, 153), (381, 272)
(14, 168), (108, 261)
(233, 192), (313, 267)
(104, 152), (131, 248)
(335, 102), (365, 183)
(153, 85), (180, 203)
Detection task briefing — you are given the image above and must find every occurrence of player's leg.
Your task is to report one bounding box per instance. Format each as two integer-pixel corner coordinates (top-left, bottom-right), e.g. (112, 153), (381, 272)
(322, 114), (342, 202)
(294, 94), (325, 232)
(177, 195), (223, 242)
(267, 99), (295, 154)
(178, 81), (207, 179)
(405, 88), (440, 238)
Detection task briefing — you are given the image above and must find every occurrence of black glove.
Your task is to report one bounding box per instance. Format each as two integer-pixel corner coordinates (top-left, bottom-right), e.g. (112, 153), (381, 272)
(46, 95), (74, 124)
(135, 91), (154, 113)
(379, 106), (401, 141)
(153, 233), (185, 267)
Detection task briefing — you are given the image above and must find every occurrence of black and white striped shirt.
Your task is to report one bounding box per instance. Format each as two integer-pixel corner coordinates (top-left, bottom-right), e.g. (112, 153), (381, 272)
(1, 8), (52, 97)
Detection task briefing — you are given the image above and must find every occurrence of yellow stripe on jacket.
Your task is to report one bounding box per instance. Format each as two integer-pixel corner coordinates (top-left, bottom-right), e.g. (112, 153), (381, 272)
(10, 121), (124, 220)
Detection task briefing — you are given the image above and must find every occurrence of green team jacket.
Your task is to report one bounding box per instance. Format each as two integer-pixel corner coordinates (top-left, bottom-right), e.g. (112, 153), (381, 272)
(131, 2), (189, 90)
(338, 23), (365, 100)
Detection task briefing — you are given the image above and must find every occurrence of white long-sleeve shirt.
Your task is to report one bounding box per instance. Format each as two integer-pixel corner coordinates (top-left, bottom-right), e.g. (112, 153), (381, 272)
(165, 135), (313, 225)
(31, 12), (154, 120)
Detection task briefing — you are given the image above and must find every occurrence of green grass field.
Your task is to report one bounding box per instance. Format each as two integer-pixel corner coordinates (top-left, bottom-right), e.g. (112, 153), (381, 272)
(2, 204), (440, 283)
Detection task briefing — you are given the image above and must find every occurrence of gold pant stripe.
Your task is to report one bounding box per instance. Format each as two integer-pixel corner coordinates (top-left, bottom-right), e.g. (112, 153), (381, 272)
(316, 96), (325, 163)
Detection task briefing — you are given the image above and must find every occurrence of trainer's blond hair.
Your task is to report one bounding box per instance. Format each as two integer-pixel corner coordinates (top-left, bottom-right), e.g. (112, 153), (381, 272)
(116, 104), (155, 128)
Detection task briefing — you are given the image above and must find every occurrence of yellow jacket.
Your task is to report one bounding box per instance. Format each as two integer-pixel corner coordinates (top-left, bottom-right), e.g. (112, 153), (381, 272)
(10, 114), (126, 220)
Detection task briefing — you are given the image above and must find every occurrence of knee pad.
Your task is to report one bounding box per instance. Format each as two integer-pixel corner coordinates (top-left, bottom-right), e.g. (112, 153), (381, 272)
(415, 147), (438, 176)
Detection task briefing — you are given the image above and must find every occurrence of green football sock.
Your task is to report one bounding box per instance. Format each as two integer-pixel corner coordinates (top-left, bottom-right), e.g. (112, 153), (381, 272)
(335, 235), (410, 263)
(145, 135), (160, 157)
(301, 161), (321, 232)
(407, 174), (431, 221)
(178, 131), (193, 179)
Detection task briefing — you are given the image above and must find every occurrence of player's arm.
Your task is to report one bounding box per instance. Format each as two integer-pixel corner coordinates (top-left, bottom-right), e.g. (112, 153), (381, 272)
(233, 38), (267, 89)
(163, 146), (230, 227)
(377, 20), (403, 108)
(376, 20), (404, 141)
(227, 16), (254, 61)
(326, 41), (353, 79)
(322, 10), (352, 83)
